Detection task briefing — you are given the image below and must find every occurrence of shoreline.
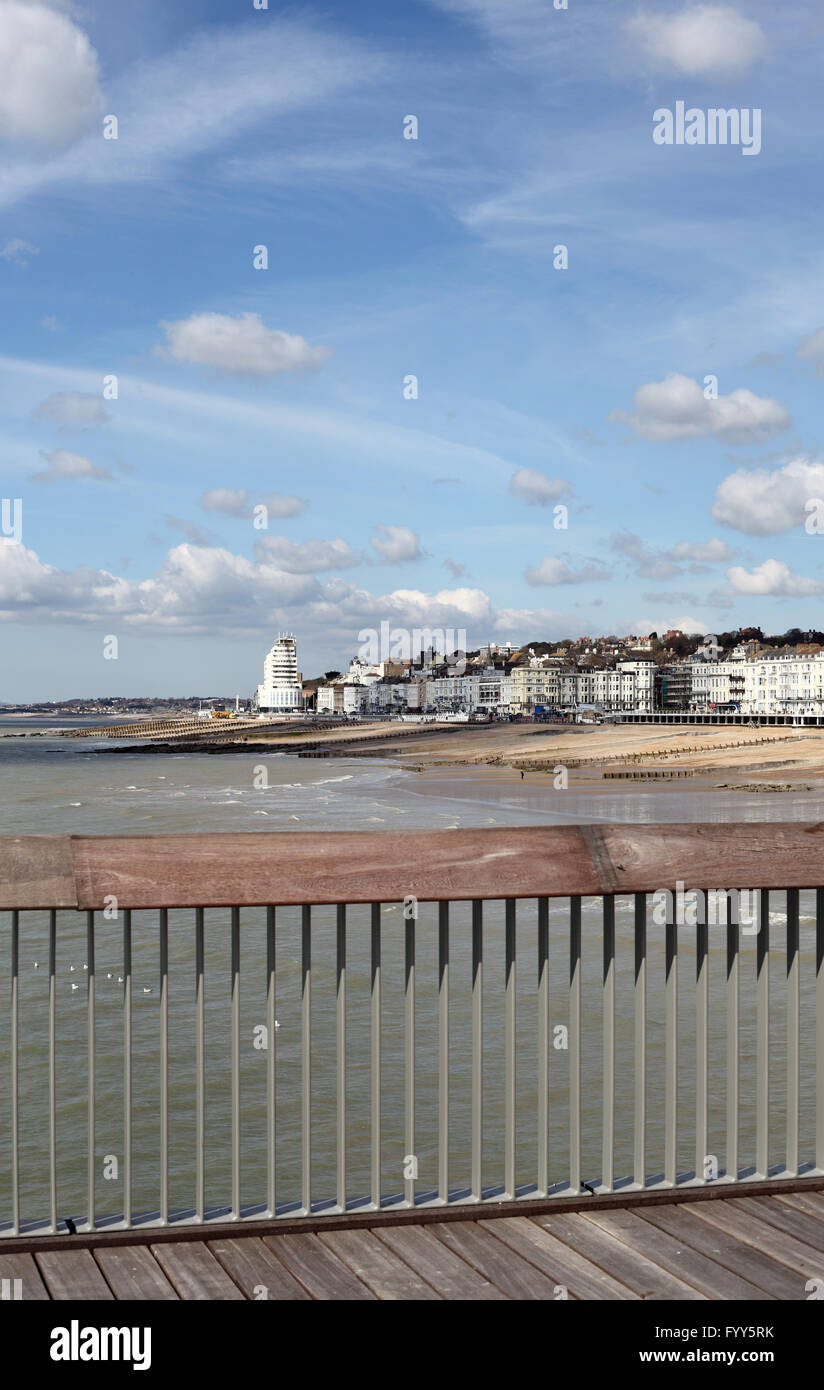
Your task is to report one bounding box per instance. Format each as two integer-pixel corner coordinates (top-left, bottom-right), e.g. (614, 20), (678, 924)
(71, 719), (824, 787)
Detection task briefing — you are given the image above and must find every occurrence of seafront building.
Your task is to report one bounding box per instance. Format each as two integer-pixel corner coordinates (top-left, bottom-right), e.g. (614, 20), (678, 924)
(253, 634), (304, 713)
(277, 631), (824, 721)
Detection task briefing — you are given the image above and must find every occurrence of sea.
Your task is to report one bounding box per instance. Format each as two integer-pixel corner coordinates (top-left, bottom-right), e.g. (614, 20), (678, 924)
(1, 718), (821, 1227)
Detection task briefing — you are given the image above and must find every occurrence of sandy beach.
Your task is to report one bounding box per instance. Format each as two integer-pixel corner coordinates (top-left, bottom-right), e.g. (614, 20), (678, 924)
(247, 719), (824, 783)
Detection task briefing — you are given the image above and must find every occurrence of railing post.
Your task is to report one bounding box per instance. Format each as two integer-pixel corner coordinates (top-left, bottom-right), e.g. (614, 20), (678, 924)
(664, 915), (677, 1187)
(438, 902), (449, 1205)
(370, 902), (381, 1211)
(695, 916), (708, 1185)
(336, 904), (346, 1214)
(602, 895), (615, 1194)
(633, 893), (646, 1190)
(726, 917), (740, 1184)
(266, 906), (277, 1218)
(569, 896), (582, 1197)
(123, 909), (132, 1230)
(537, 898), (549, 1197)
(301, 904), (311, 1216)
(87, 910), (95, 1232)
(755, 890), (769, 1179)
(160, 908), (169, 1226)
(471, 900), (483, 1202)
(504, 899), (517, 1200)
(10, 910), (19, 1237)
(786, 888), (800, 1178)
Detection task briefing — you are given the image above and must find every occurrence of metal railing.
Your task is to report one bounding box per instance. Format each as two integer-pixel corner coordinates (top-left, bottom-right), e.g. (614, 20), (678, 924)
(1, 825), (823, 1237)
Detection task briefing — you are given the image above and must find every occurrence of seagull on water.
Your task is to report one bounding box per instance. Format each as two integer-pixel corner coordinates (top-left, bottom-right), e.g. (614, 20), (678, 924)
(71, 983), (79, 992)
(143, 987), (153, 994)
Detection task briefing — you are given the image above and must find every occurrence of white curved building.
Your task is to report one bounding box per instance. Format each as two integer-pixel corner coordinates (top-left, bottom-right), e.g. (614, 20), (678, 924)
(254, 634), (303, 713)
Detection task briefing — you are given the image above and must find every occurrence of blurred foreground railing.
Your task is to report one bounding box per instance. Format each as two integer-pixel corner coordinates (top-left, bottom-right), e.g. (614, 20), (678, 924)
(1, 825), (823, 1238)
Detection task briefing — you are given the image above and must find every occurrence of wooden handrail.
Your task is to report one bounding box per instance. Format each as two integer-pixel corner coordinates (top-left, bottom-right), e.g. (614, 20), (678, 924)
(2, 823), (824, 909)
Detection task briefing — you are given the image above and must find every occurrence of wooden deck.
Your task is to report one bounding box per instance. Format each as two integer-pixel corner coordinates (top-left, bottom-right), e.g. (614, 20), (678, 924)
(3, 1191), (823, 1300)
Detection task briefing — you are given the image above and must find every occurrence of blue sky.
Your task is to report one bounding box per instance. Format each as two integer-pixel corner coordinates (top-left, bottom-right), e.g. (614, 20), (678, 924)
(2, 0), (824, 699)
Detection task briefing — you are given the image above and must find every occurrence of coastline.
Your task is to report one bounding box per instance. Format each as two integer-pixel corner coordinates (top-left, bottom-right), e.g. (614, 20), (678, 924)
(85, 719), (824, 786)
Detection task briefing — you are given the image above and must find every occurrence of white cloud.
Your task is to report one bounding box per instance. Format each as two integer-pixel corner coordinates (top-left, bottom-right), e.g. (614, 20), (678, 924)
(31, 448), (111, 482)
(669, 538), (733, 562)
(0, 1), (103, 149)
(611, 373), (791, 444)
(726, 559), (824, 597)
(0, 237), (38, 264)
(0, 16), (383, 208)
(200, 488), (307, 519)
(509, 468), (571, 506)
(525, 556), (606, 586)
(369, 524), (422, 564)
(712, 458), (824, 535)
(36, 391), (109, 429)
(254, 535), (361, 574)
(626, 3), (767, 78)
(156, 312), (332, 377)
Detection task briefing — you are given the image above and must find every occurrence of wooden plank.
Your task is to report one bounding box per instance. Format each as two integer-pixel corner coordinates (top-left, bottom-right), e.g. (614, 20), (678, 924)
(776, 1191), (824, 1222)
(35, 1249), (115, 1300)
(5, 822), (824, 913)
(535, 1213), (707, 1300)
(93, 1246), (179, 1300)
(208, 1238), (310, 1301)
(262, 1233), (374, 1300)
(374, 1224), (508, 1300)
(485, 1216), (639, 1300)
(596, 822), (824, 894)
(690, 1201), (823, 1283)
(69, 827), (604, 908)
(0, 837), (76, 909)
(582, 1207), (774, 1300)
(0, 1252), (51, 1301)
(319, 1229), (442, 1300)
(640, 1204), (802, 1300)
(433, 1221), (567, 1300)
(723, 1196), (824, 1253)
(150, 1242), (245, 1300)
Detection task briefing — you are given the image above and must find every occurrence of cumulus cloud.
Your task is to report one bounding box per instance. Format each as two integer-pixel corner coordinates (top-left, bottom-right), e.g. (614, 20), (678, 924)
(0, 237), (38, 264)
(31, 448), (111, 482)
(509, 468), (571, 506)
(611, 531), (731, 580)
(200, 488), (307, 519)
(711, 458), (824, 535)
(626, 3), (767, 78)
(525, 556), (607, 586)
(254, 535), (361, 574)
(156, 312), (332, 377)
(0, 538), (586, 648)
(36, 391), (109, 429)
(726, 559), (824, 597)
(369, 524), (422, 564)
(611, 373), (791, 444)
(0, 1), (104, 149)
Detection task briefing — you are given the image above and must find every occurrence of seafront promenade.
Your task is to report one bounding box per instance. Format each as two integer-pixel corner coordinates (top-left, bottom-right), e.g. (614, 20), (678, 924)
(1, 823), (823, 1300)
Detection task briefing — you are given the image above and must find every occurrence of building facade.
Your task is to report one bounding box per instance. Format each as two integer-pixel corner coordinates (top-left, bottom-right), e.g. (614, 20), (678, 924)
(254, 634), (304, 713)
